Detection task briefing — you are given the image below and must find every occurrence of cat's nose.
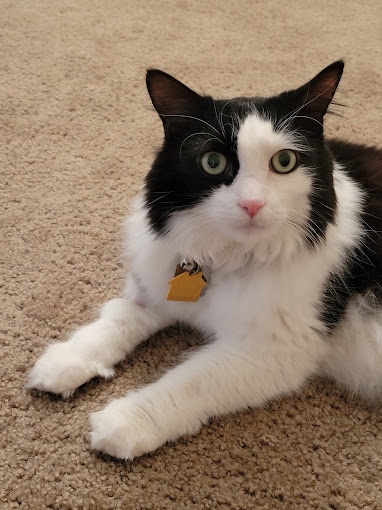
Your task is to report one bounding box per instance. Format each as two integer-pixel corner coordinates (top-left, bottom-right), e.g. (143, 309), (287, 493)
(239, 200), (264, 218)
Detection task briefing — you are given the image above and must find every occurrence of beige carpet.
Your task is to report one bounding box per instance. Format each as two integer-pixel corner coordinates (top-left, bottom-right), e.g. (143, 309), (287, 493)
(1, 0), (381, 508)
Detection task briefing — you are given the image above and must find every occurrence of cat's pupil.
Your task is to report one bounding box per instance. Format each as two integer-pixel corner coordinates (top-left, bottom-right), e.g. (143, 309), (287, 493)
(207, 153), (220, 168)
(279, 152), (290, 167)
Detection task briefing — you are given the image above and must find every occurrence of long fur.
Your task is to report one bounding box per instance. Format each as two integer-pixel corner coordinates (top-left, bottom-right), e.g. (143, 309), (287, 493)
(28, 62), (382, 460)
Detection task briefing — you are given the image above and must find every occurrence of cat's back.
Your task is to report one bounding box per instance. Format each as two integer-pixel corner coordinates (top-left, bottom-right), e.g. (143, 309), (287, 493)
(329, 140), (382, 238)
(330, 139), (382, 260)
(329, 140), (382, 236)
(328, 139), (382, 302)
(329, 140), (382, 197)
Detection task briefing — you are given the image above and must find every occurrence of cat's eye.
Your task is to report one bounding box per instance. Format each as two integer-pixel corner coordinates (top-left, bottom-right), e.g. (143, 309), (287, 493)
(201, 152), (227, 175)
(270, 150), (298, 174)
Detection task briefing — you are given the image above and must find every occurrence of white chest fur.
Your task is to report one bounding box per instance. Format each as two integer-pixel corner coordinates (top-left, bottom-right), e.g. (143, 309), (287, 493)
(125, 201), (328, 345)
(124, 163), (364, 347)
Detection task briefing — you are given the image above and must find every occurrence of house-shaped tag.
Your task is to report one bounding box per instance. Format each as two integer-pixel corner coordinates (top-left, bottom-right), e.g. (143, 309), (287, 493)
(167, 271), (207, 302)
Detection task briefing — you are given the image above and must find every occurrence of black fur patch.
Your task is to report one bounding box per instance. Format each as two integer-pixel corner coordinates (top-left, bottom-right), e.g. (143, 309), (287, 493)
(144, 96), (241, 234)
(321, 141), (382, 329)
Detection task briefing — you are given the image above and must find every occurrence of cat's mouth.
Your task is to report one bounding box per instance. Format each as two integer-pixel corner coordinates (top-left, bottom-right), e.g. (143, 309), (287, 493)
(239, 217), (267, 231)
(239, 225), (266, 238)
(227, 218), (268, 240)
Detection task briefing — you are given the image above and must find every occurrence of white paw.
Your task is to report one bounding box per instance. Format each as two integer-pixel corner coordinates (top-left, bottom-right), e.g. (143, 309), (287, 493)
(27, 342), (115, 398)
(90, 396), (164, 460)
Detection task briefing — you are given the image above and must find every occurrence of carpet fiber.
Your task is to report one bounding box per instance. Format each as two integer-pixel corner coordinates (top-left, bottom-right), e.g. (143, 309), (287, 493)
(1, 1), (381, 508)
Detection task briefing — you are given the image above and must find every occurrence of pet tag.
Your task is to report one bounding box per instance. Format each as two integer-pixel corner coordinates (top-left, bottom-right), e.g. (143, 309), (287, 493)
(167, 264), (207, 302)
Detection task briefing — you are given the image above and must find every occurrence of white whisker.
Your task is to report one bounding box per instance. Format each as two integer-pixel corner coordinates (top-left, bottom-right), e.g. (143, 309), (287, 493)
(159, 114), (221, 135)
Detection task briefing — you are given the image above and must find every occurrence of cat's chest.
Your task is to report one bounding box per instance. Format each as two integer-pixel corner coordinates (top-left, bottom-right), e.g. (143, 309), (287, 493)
(126, 205), (326, 335)
(191, 267), (283, 330)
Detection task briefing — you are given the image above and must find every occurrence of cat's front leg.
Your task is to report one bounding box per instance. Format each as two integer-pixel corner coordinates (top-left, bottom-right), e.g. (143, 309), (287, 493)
(90, 335), (323, 459)
(27, 298), (168, 398)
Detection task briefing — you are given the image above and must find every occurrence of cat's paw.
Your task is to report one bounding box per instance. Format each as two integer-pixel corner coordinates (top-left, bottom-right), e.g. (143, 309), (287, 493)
(27, 342), (115, 398)
(90, 396), (164, 460)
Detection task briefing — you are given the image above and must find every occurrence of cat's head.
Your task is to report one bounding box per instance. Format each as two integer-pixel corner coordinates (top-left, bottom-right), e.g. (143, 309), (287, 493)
(144, 62), (343, 267)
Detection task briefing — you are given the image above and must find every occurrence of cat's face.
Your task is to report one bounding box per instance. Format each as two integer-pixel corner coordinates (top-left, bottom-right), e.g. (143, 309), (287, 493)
(144, 62), (343, 265)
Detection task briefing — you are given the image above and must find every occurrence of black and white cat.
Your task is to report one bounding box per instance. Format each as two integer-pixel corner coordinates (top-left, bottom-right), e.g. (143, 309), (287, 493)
(28, 61), (382, 460)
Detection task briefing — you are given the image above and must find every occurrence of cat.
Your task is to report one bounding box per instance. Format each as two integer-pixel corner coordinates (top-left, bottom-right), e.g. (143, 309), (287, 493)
(27, 61), (382, 460)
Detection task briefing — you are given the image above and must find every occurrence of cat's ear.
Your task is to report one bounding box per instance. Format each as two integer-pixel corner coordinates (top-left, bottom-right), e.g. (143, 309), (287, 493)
(295, 60), (344, 121)
(146, 70), (202, 133)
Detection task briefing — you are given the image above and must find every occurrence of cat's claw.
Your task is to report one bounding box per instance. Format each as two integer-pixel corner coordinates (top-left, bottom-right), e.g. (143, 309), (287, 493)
(27, 342), (115, 398)
(60, 388), (76, 399)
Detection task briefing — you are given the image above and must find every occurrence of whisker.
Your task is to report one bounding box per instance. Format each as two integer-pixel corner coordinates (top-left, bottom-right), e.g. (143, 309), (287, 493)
(213, 100), (225, 139)
(276, 76), (340, 132)
(146, 192), (172, 206)
(290, 115), (324, 128)
(159, 114), (221, 135)
(179, 132), (222, 160)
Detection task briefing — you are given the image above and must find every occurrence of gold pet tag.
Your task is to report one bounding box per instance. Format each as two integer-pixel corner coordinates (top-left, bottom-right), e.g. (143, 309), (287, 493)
(167, 265), (207, 302)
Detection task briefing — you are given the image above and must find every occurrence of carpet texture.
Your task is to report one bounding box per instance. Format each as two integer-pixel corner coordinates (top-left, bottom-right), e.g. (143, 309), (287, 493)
(1, 1), (381, 508)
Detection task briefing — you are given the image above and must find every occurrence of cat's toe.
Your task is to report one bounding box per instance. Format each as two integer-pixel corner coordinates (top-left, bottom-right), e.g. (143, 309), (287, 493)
(27, 342), (101, 397)
(89, 397), (162, 460)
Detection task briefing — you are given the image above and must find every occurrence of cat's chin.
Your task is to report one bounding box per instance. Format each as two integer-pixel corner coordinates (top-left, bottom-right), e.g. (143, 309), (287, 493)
(239, 222), (266, 233)
(222, 220), (269, 243)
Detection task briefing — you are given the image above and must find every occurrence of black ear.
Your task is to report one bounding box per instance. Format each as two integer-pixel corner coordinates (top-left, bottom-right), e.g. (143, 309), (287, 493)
(296, 60), (344, 121)
(146, 69), (202, 132)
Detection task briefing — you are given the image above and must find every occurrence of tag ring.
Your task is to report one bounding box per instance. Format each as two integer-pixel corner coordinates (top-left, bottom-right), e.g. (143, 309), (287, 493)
(181, 259), (201, 274)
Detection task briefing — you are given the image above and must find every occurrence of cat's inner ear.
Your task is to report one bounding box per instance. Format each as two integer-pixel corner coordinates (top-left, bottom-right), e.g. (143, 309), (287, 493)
(296, 60), (344, 120)
(146, 70), (202, 132)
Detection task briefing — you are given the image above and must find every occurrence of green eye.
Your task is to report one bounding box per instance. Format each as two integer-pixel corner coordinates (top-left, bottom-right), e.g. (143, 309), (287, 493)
(201, 152), (227, 175)
(270, 150), (298, 174)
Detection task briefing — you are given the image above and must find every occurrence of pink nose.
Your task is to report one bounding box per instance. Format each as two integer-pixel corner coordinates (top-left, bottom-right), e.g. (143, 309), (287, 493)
(239, 200), (264, 218)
